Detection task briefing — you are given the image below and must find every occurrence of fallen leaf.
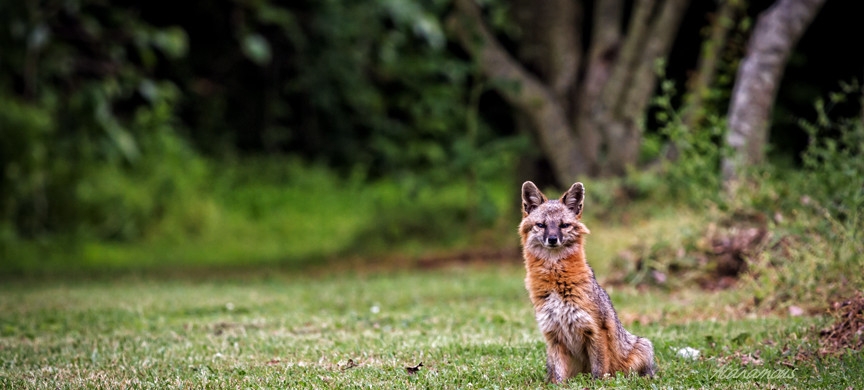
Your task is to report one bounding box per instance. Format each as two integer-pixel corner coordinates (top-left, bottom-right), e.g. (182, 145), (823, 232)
(342, 359), (358, 370)
(740, 353), (763, 366)
(789, 305), (804, 317)
(405, 362), (423, 375)
(773, 212), (784, 224)
(651, 270), (667, 284)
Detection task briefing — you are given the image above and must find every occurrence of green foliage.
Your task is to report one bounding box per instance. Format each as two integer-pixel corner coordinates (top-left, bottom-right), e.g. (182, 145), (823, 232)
(1, 0), (529, 252)
(0, 85), (206, 241)
(0, 157), (523, 276)
(240, 34), (272, 65)
(0, 8), (524, 268)
(0, 0), (206, 243)
(228, 0), (494, 180)
(618, 80), (863, 308)
(798, 81), (864, 225)
(741, 83), (864, 309)
(0, 96), (53, 237)
(639, 80), (726, 205)
(346, 177), (516, 256)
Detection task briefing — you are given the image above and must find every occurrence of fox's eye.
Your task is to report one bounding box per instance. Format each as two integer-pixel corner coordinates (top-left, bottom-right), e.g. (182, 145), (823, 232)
(535, 223), (546, 228)
(560, 223), (571, 228)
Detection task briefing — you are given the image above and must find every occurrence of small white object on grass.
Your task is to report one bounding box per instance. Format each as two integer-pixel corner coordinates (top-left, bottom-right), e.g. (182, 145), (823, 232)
(673, 346), (701, 360)
(370, 305), (380, 314)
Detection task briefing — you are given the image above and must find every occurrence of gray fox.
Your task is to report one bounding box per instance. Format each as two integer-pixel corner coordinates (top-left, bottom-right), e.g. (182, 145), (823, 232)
(519, 181), (655, 383)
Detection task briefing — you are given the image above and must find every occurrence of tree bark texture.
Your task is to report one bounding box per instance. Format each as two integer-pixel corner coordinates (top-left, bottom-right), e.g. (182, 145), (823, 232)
(722, 0), (826, 181)
(449, 0), (689, 185)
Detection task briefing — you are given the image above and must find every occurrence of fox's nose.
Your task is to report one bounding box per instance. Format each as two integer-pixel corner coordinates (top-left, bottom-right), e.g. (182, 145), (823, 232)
(547, 236), (558, 246)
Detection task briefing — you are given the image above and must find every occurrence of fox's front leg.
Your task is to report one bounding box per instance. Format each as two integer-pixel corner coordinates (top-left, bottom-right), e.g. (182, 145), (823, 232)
(587, 331), (610, 379)
(545, 342), (572, 384)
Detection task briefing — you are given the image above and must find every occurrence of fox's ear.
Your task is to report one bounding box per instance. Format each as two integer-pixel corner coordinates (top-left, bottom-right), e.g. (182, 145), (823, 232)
(560, 182), (585, 218)
(521, 181), (547, 217)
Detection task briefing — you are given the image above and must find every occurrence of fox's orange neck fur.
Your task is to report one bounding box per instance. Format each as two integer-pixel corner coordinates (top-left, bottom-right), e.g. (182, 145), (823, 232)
(519, 219), (593, 285)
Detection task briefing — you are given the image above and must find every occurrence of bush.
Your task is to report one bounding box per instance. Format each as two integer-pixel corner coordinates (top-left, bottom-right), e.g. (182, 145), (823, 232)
(0, 0), (214, 243)
(650, 80), (726, 205)
(741, 84), (864, 309)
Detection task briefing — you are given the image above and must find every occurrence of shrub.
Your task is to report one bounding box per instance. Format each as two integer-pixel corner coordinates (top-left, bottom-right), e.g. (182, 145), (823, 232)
(741, 83), (864, 309)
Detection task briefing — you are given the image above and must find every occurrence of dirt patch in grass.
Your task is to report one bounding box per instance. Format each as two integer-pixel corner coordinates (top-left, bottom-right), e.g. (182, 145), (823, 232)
(416, 247), (521, 269)
(698, 221), (770, 290)
(773, 292), (864, 369)
(820, 292), (864, 355)
(613, 211), (783, 291)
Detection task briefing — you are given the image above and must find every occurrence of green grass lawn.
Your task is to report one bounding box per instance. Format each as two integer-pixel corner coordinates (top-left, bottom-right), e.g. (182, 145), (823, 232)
(2, 265), (861, 389)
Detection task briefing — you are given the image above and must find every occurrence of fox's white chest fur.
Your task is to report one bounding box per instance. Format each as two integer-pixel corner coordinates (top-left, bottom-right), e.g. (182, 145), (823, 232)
(535, 292), (594, 348)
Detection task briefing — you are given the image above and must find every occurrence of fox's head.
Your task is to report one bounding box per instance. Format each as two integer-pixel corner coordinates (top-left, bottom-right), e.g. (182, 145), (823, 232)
(519, 181), (591, 261)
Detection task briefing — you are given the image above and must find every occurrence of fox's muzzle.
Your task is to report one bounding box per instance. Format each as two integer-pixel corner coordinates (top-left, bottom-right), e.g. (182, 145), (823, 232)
(544, 226), (561, 247)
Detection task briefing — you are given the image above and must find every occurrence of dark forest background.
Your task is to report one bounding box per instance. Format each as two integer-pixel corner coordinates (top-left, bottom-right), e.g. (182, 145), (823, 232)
(1, 0), (862, 277)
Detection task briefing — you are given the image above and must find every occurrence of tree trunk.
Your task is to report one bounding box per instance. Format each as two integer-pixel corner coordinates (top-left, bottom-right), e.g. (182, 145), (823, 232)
(722, 0), (826, 181)
(448, 0), (689, 185)
(509, 0), (583, 182)
(576, 0), (623, 175)
(448, 0), (585, 184)
(593, 0), (688, 175)
(510, 0), (582, 101)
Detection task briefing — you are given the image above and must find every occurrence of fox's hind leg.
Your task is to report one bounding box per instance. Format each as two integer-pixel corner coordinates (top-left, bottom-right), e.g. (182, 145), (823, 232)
(626, 337), (656, 377)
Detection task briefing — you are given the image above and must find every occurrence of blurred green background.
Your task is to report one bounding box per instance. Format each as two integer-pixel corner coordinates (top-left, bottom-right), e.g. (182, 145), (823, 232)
(0, 0), (862, 281)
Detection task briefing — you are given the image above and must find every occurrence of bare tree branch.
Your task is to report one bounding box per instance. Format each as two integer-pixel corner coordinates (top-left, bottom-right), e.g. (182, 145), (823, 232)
(601, 0), (656, 114)
(683, 0), (742, 131)
(512, 0), (582, 101)
(591, 0), (688, 174)
(545, 0), (581, 100)
(448, 0), (585, 184)
(448, 0), (691, 179)
(623, 0), (688, 120)
(581, 0), (623, 103)
(607, 0), (687, 173)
